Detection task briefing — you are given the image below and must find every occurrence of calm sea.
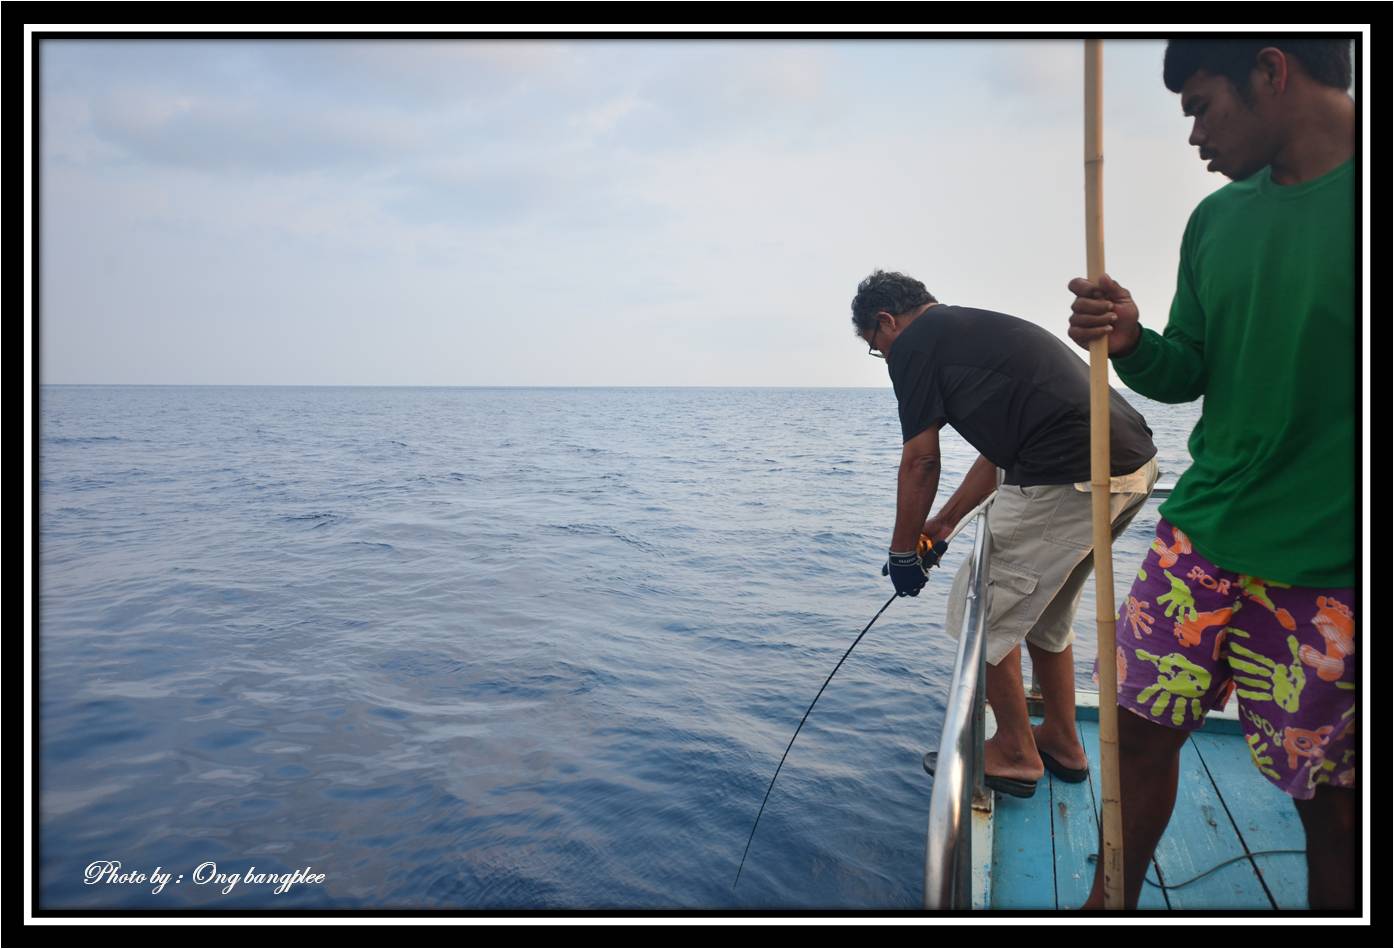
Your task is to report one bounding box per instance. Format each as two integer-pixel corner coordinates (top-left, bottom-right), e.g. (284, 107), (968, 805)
(37, 385), (1200, 910)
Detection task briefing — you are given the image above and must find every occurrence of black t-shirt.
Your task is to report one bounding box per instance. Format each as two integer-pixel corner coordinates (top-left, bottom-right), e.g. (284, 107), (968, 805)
(887, 304), (1156, 486)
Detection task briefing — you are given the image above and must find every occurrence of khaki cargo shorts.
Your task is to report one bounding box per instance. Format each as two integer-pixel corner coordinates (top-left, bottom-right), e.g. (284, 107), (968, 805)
(945, 456), (1158, 667)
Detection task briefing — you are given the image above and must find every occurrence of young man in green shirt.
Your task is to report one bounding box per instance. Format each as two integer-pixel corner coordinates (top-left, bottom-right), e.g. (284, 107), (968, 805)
(1066, 39), (1356, 910)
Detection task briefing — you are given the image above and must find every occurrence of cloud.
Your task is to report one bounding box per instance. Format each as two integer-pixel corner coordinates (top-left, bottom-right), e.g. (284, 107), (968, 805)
(38, 37), (1241, 386)
(85, 84), (434, 174)
(269, 40), (579, 102)
(562, 44), (842, 151)
(568, 93), (653, 140)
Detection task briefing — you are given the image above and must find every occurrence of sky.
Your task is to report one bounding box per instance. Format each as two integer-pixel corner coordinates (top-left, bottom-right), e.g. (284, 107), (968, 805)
(34, 30), (1365, 387)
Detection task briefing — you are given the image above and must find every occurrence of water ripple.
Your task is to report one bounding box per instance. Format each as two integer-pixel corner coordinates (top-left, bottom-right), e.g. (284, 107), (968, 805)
(39, 385), (1197, 910)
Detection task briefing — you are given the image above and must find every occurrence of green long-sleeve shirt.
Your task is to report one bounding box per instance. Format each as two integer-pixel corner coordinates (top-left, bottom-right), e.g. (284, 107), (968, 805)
(1114, 159), (1355, 587)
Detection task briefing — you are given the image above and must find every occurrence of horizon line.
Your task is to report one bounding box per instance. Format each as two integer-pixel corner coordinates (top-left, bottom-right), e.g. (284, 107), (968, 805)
(37, 383), (898, 389)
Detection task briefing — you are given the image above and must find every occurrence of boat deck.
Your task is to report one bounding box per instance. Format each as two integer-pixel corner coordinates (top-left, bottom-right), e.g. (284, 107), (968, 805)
(988, 704), (1309, 911)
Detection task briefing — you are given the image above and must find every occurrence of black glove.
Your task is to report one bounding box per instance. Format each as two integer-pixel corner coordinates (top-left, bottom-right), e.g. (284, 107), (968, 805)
(881, 535), (950, 596)
(885, 550), (927, 597)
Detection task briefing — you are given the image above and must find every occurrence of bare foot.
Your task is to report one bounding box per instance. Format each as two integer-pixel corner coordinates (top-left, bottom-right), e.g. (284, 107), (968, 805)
(1033, 723), (1089, 772)
(983, 733), (1044, 782)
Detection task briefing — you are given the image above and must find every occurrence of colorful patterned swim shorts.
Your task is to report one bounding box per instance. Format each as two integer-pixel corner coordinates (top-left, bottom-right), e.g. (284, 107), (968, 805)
(1111, 518), (1357, 800)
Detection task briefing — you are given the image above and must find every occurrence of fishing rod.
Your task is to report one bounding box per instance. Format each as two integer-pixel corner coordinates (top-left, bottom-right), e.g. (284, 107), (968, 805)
(732, 493), (995, 890)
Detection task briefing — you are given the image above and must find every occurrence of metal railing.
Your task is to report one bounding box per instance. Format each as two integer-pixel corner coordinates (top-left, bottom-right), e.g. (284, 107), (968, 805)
(921, 479), (1174, 909)
(922, 499), (993, 909)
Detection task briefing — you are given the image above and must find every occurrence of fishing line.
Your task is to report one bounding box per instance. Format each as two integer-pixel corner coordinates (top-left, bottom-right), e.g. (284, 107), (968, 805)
(731, 494), (991, 890)
(1087, 849), (1306, 890)
(732, 591), (899, 890)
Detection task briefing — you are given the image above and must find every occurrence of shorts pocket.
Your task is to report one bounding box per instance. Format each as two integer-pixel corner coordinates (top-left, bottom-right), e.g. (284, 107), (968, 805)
(1017, 483), (1051, 502)
(1043, 489), (1094, 550)
(988, 559), (1042, 630)
(992, 560), (1039, 595)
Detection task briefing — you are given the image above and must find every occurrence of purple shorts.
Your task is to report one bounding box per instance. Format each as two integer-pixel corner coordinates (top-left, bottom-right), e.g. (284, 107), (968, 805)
(1109, 518), (1356, 800)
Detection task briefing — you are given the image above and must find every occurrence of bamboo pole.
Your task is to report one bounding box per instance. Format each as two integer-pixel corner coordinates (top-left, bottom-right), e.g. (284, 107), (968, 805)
(1084, 38), (1124, 911)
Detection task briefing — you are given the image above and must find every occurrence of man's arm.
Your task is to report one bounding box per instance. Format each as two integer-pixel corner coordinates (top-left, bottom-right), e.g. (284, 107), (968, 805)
(891, 425), (942, 552)
(923, 453), (998, 541)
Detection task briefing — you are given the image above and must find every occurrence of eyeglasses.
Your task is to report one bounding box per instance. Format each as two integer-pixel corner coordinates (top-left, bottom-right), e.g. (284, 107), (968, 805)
(867, 321), (887, 359)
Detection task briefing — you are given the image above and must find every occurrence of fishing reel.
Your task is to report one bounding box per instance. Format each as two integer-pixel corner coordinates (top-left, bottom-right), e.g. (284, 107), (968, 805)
(881, 533), (949, 577)
(916, 532), (949, 569)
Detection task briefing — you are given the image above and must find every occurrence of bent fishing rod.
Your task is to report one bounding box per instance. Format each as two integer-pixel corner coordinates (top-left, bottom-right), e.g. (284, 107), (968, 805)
(732, 493), (995, 889)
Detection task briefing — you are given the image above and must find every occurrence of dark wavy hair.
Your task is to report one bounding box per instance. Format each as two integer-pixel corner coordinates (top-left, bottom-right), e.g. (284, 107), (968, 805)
(1163, 39), (1353, 103)
(850, 270), (936, 337)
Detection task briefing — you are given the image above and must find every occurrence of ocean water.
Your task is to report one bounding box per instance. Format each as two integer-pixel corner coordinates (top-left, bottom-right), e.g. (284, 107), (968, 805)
(37, 385), (1200, 910)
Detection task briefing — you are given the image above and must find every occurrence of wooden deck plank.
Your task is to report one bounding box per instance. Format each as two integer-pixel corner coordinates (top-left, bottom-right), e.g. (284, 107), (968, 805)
(1077, 719), (1168, 909)
(989, 784), (1057, 910)
(991, 706), (1288, 911)
(1189, 730), (1308, 909)
(1048, 769), (1099, 910)
(1149, 737), (1274, 909)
